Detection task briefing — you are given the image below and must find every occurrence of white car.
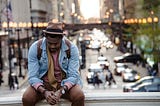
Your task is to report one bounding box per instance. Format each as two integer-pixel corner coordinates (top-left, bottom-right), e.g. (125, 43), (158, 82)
(122, 68), (141, 82)
(105, 40), (114, 49)
(114, 63), (128, 75)
(87, 63), (103, 83)
(90, 40), (101, 50)
(97, 55), (110, 68)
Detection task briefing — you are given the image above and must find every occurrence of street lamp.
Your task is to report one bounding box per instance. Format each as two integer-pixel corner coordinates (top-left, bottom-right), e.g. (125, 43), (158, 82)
(26, 22), (32, 50)
(2, 22), (12, 83)
(15, 22), (23, 78)
(33, 23), (39, 40)
(71, 13), (74, 24)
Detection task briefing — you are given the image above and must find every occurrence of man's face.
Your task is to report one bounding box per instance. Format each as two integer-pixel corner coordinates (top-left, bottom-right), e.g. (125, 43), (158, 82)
(46, 34), (63, 53)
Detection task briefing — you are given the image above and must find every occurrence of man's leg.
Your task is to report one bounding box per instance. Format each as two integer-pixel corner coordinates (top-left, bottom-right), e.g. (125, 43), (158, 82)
(63, 85), (85, 106)
(22, 86), (44, 106)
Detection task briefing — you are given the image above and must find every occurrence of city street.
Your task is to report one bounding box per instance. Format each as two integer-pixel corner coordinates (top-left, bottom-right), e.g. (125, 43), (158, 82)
(81, 44), (148, 93)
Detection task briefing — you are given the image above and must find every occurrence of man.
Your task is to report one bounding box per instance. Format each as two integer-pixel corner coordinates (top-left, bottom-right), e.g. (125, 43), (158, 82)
(22, 22), (85, 106)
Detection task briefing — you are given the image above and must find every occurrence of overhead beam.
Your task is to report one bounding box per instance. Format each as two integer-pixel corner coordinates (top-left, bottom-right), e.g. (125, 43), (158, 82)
(64, 22), (124, 30)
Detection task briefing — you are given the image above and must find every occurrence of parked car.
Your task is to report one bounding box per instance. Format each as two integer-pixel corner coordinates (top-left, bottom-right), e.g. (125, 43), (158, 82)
(123, 76), (160, 92)
(86, 63), (103, 84)
(122, 68), (141, 82)
(132, 82), (160, 92)
(114, 53), (143, 65)
(114, 63), (128, 75)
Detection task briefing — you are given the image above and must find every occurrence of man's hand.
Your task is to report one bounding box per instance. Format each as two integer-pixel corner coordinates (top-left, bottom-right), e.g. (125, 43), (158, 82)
(54, 90), (62, 100)
(44, 90), (60, 105)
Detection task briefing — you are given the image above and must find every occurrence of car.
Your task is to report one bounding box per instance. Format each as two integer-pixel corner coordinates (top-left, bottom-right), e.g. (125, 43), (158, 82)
(84, 40), (91, 49)
(114, 53), (143, 64)
(97, 55), (110, 69)
(97, 61), (110, 69)
(114, 63), (128, 75)
(86, 63), (103, 84)
(122, 68), (141, 82)
(105, 40), (114, 49)
(90, 40), (101, 50)
(83, 34), (92, 49)
(123, 76), (160, 92)
(132, 82), (160, 92)
(97, 55), (108, 61)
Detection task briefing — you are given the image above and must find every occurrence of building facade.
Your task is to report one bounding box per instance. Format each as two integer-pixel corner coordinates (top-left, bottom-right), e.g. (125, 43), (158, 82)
(0, 0), (81, 70)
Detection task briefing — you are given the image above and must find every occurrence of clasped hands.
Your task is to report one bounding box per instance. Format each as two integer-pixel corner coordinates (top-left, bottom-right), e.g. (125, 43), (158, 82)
(44, 89), (62, 105)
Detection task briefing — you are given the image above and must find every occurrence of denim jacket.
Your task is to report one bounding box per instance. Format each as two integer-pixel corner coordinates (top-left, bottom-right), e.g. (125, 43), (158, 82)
(28, 37), (82, 88)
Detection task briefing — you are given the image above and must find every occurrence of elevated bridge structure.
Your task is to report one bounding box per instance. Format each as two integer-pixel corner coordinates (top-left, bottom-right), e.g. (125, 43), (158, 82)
(64, 22), (125, 31)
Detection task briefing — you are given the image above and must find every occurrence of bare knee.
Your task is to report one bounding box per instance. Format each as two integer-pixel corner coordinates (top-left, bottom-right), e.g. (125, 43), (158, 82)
(22, 86), (41, 106)
(77, 92), (85, 101)
(22, 91), (37, 106)
(69, 85), (85, 101)
(70, 90), (85, 102)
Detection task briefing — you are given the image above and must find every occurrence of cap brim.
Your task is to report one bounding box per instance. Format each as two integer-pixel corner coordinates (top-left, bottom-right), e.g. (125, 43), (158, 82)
(43, 30), (65, 35)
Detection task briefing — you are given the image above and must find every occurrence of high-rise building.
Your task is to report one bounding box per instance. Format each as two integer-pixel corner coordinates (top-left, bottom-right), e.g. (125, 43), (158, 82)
(101, 0), (122, 22)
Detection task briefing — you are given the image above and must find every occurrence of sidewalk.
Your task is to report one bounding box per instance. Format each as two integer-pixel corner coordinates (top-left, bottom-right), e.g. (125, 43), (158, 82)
(0, 66), (28, 95)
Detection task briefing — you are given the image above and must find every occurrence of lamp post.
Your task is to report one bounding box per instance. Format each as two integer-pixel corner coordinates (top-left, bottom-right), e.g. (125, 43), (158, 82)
(33, 23), (39, 40)
(2, 22), (12, 85)
(71, 13), (74, 24)
(15, 22), (23, 78)
(26, 28), (29, 50)
(2, 0), (13, 84)
(26, 22), (31, 50)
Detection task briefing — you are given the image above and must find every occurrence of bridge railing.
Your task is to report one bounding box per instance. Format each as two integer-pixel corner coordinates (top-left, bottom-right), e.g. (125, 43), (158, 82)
(0, 92), (160, 106)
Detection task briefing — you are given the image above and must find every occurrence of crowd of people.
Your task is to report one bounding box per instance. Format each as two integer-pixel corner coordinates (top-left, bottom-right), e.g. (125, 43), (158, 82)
(92, 65), (117, 88)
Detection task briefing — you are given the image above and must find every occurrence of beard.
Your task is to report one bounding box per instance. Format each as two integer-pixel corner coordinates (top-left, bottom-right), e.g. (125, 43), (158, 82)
(49, 48), (59, 53)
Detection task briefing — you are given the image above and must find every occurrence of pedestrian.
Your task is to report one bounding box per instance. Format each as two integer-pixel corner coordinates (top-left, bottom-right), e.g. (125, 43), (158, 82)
(133, 44), (137, 54)
(98, 71), (106, 89)
(0, 70), (4, 86)
(23, 58), (28, 78)
(8, 72), (19, 90)
(93, 72), (101, 88)
(0, 59), (4, 86)
(22, 21), (85, 106)
(105, 69), (116, 86)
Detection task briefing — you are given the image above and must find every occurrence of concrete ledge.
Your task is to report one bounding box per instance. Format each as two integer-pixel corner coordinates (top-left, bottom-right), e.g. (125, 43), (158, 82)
(0, 92), (160, 106)
(0, 96), (22, 106)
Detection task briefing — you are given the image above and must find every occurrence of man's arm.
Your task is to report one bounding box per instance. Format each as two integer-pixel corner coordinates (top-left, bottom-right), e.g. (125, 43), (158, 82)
(28, 41), (44, 87)
(61, 43), (82, 88)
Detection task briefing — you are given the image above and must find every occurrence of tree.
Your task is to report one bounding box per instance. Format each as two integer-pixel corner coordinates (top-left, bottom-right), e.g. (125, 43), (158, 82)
(142, 0), (160, 15)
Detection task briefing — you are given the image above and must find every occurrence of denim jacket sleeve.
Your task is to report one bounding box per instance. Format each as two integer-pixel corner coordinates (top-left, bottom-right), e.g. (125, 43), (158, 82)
(27, 40), (46, 86)
(60, 40), (83, 87)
